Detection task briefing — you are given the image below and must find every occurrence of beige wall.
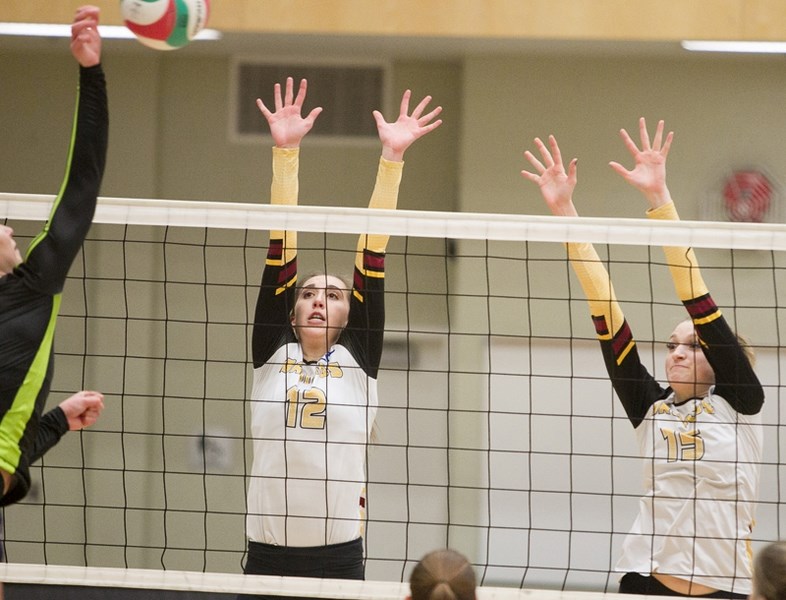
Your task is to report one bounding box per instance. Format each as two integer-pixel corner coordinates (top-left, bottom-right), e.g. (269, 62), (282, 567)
(0, 48), (461, 211)
(460, 53), (786, 220)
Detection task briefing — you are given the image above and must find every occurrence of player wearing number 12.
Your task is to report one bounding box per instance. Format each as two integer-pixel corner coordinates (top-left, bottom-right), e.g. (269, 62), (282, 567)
(244, 77), (441, 586)
(521, 119), (764, 598)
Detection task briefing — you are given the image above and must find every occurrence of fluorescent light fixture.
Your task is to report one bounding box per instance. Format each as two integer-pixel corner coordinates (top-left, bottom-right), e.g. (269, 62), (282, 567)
(0, 22), (221, 41)
(681, 40), (786, 54)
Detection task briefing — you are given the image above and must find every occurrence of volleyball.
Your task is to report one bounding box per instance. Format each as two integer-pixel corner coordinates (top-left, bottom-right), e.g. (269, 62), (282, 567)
(120, 0), (210, 51)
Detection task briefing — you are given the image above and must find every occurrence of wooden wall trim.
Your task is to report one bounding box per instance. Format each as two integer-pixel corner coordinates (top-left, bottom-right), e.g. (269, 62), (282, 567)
(2, 0), (786, 41)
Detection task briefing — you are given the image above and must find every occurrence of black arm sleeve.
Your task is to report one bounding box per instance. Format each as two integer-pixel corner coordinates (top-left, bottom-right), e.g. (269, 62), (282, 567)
(251, 239), (297, 368)
(22, 64), (109, 295)
(29, 407), (69, 464)
(596, 317), (669, 428)
(339, 248), (385, 378)
(686, 294), (764, 415)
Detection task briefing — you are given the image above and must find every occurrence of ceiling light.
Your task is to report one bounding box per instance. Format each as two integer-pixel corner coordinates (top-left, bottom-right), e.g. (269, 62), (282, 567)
(681, 40), (786, 54)
(0, 22), (221, 41)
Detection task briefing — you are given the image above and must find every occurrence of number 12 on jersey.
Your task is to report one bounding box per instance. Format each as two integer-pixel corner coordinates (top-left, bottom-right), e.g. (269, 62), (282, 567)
(285, 386), (327, 429)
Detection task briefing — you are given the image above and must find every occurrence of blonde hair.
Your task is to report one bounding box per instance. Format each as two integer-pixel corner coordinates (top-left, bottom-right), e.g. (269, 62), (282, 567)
(409, 549), (476, 600)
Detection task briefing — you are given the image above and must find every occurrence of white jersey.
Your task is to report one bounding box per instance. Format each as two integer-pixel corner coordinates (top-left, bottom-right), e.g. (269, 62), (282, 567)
(248, 151), (399, 549)
(569, 204), (765, 594)
(247, 343), (377, 547)
(615, 387), (763, 594)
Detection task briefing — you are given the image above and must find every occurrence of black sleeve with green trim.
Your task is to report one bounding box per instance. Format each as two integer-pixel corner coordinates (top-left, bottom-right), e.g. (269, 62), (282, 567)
(20, 64), (108, 295)
(29, 407), (69, 464)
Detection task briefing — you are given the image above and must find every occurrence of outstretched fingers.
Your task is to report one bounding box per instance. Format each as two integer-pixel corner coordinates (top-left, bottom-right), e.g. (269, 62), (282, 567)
(535, 136), (555, 168)
(272, 81), (284, 112)
(608, 159), (629, 178)
(255, 97), (272, 119)
(522, 148), (545, 175)
(376, 89), (442, 161)
(651, 118), (664, 151)
(410, 92), (433, 120)
(638, 117), (652, 151)
(398, 89), (413, 117)
(257, 77), (322, 148)
(618, 126), (640, 160)
(293, 78), (309, 109)
(283, 76), (295, 108)
(520, 135), (575, 182)
(547, 135), (564, 170)
(660, 129), (674, 158)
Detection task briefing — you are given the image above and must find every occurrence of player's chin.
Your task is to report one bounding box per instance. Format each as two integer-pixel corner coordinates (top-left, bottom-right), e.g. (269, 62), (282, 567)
(297, 324), (330, 340)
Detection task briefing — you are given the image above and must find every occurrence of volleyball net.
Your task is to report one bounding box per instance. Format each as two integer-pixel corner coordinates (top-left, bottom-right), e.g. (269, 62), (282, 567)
(1, 192), (784, 597)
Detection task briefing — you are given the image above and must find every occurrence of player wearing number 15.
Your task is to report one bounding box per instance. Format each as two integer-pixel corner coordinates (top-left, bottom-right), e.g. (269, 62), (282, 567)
(244, 77), (441, 585)
(521, 119), (764, 598)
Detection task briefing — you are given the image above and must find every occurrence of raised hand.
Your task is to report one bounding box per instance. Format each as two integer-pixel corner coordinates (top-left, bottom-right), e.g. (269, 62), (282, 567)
(373, 90), (442, 162)
(71, 5), (102, 68)
(256, 77), (323, 149)
(520, 135), (579, 217)
(609, 117), (673, 208)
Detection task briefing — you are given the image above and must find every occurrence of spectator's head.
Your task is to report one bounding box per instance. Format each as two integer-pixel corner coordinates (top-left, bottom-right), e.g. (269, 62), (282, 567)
(408, 549), (476, 600)
(751, 541), (786, 600)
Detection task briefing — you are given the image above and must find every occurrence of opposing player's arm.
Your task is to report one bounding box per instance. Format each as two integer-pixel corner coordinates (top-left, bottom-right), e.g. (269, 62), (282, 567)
(23, 64), (108, 295)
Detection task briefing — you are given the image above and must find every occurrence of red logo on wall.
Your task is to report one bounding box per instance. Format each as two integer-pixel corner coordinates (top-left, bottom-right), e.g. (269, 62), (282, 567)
(722, 170), (773, 223)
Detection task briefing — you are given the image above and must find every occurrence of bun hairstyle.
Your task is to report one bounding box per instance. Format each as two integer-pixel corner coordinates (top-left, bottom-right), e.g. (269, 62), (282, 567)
(752, 541), (786, 600)
(409, 549), (476, 600)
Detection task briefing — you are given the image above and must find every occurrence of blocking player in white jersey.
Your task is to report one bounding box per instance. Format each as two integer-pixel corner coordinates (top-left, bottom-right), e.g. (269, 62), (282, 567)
(521, 119), (764, 598)
(243, 77), (441, 590)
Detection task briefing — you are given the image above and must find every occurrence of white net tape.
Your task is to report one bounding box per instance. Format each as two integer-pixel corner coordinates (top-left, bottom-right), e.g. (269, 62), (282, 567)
(0, 563), (617, 600)
(3, 192), (786, 250)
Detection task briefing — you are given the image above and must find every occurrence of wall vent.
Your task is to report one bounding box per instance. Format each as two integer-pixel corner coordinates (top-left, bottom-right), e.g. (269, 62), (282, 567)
(231, 59), (389, 144)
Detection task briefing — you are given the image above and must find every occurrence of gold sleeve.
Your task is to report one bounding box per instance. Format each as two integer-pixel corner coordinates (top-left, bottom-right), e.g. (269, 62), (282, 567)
(270, 146), (299, 264)
(567, 242), (626, 338)
(355, 157), (403, 265)
(647, 202), (708, 302)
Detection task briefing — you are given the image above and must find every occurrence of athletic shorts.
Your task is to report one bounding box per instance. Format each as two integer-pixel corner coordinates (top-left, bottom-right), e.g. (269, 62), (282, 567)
(241, 537), (364, 600)
(619, 572), (747, 598)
